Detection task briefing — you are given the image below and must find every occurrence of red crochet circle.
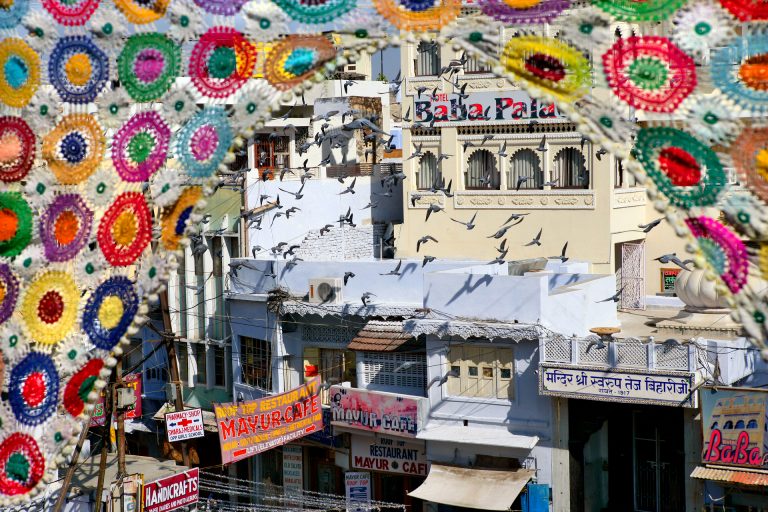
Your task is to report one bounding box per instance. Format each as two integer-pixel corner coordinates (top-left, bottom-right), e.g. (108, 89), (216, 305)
(189, 26), (256, 99)
(63, 358), (103, 417)
(0, 433), (45, 496)
(37, 290), (64, 324)
(97, 192), (152, 266)
(0, 117), (35, 183)
(659, 147), (701, 186)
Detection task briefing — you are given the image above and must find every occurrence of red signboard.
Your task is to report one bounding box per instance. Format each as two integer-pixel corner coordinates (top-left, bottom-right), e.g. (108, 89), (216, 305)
(701, 388), (768, 469)
(213, 377), (323, 464)
(90, 373), (142, 427)
(143, 468), (199, 512)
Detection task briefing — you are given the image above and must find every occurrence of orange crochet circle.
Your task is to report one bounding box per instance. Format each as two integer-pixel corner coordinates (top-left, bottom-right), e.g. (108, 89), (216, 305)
(0, 208), (18, 242)
(53, 210), (80, 246)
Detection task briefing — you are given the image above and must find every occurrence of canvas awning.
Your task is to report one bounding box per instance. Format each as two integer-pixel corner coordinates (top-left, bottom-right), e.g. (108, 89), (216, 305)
(417, 424), (539, 450)
(408, 464), (535, 511)
(691, 465), (768, 487)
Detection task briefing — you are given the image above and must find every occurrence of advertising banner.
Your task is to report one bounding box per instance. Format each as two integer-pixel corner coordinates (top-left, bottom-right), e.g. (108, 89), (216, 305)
(330, 386), (427, 438)
(91, 373), (142, 427)
(412, 91), (564, 124)
(351, 435), (428, 476)
(282, 445), (304, 497)
(143, 468), (199, 512)
(214, 377), (323, 464)
(701, 388), (768, 469)
(166, 408), (205, 443)
(107, 473), (142, 512)
(344, 472), (371, 512)
(539, 364), (698, 408)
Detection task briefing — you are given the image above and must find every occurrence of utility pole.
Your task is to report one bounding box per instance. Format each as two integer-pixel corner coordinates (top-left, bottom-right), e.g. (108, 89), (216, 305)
(52, 411), (93, 512)
(95, 368), (115, 512)
(116, 356), (126, 512)
(160, 289), (190, 466)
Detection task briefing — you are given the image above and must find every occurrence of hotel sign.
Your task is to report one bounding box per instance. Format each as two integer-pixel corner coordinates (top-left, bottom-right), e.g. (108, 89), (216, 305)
(414, 91), (565, 124)
(329, 386), (427, 438)
(539, 364), (698, 407)
(701, 388), (768, 469)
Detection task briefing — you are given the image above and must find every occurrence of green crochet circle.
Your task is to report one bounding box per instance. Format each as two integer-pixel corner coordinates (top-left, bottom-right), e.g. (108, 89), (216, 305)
(0, 192), (32, 258)
(272, 0), (356, 24)
(208, 46), (237, 79)
(127, 131), (156, 164)
(117, 33), (181, 103)
(592, 0), (685, 21)
(698, 237), (727, 275)
(627, 57), (668, 91)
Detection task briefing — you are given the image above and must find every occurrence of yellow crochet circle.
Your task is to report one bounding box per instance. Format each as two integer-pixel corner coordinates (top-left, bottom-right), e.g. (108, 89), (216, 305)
(97, 295), (124, 330)
(503, 0), (541, 6)
(161, 186), (202, 251)
(64, 53), (92, 87)
(371, 0), (460, 31)
(755, 148), (768, 182)
(112, 210), (138, 247)
(501, 36), (592, 103)
(21, 271), (80, 345)
(0, 38), (40, 108)
(114, 0), (170, 24)
(42, 114), (105, 185)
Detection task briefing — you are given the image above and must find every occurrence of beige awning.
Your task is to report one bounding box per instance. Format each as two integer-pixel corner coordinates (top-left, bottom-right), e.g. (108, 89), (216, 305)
(408, 464), (535, 511)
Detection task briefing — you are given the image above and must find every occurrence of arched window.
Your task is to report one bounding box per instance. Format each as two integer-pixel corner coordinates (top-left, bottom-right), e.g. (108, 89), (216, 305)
(723, 421), (734, 429)
(465, 150), (499, 190)
(748, 420), (758, 429)
(416, 41), (440, 76)
(508, 149), (542, 190)
(710, 421), (718, 430)
(552, 147), (588, 188)
(417, 152), (440, 190)
(735, 420), (745, 429)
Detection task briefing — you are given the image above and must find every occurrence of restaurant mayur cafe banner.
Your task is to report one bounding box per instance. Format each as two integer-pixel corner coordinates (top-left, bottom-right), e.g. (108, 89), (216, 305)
(701, 387), (768, 469)
(329, 385), (427, 438)
(214, 377), (323, 464)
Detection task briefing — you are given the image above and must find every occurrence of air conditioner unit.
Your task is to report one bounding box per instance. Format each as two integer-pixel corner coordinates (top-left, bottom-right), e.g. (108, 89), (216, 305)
(308, 278), (343, 304)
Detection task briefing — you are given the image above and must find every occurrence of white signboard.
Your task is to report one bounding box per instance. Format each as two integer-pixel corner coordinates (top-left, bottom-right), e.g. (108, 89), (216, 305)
(539, 364), (698, 407)
(351, 435), (428, 476)
(283, 445), (304, 497)
(345, 472), (371, 512)
(413, 90), (565, 124)
(165, 408), (205, 442)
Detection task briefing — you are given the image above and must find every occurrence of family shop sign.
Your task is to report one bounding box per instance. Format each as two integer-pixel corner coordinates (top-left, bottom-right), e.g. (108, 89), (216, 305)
(329, 386), (427, 438)
(701, 388), (768, 469)
(213, 377), (323, 464)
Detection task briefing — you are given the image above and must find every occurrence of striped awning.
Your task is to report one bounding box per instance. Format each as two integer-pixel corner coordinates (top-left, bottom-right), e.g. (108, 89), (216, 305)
(690, 466), (768, 487)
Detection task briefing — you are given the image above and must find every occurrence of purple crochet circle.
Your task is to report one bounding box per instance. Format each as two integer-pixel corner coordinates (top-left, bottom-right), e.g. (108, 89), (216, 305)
(112, 111), (171, 182)
(190, 124), (219, 161)
(0, 262), (19, 324)
(478, 0), (570, 23)
(134, 48), (166, 84)
(39, 194), (94, 262)
(192, 0), (248, 16)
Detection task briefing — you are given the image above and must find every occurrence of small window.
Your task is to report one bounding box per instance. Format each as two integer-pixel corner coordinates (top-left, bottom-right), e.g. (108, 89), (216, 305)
(735, 420), (745, 429)
(417, 152), (440, 190)
(447, 345), (515, 399)
(194, 344), (207, 386)
(176, 342), (189, 383)
(451, 365), (461, 376)
(552, 147), (588, 189)
(214, 345), (226, 388)
(508, 149), (542, 190)
(465, 150), (499, 190)
(500, 368), (511, 379)
(747, 420), (758, 429)
(724, 421), (734, 429)
(416, 41), (440, 76)
(464, 55), (490, 74)
(468, 366), (478, 377)
(241, 336), (272, 390)
(482, 367), (493, 378)
(710, 421), (718, 430)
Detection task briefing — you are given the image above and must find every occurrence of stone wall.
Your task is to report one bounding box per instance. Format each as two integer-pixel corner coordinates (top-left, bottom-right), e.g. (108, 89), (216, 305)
(294, 224), (387, 260)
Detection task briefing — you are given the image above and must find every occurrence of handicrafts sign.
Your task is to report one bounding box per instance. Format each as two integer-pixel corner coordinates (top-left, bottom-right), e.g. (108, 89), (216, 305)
(413, 91), (565, 124)
(329, 386), (427, 438)
(165, 408), (204, 443)
(351, 435), (428, 476)
(143, 468), (199, 512)
(214, 377), (323, 464)
(539, 364), (698, 407)
(701, 388), (768, 469)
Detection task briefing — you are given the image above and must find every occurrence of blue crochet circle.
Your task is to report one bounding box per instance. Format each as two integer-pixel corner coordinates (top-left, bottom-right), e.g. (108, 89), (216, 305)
(399, 0), (434, 12)
(48, 36), (109, 104)
(174, 106), (233, 178)
(0, 0), (29, 29)
(175, 206), (193, 235)
(712, 32), (768, 113)
(4, 56), (28, 89)
(61, 131), (87, 164)
(82, 276), (139, 350)
(8, 351), (60, 427)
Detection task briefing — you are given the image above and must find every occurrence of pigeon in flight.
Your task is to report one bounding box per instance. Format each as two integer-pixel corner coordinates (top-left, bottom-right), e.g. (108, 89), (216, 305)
(344, 272), (355, 285)
(551, 242), (569, 262)
(422, 255), (436, 267)
(450, 212), (477, 230)
(525, 228), (543, 247)
(597, 287), (625, 303)
(638, 218), (663, 233)
(361, 292), (375, 306)
(380, 260), (403, 276)
(654, 253), (692, 271)
(425, 204), (444, 221)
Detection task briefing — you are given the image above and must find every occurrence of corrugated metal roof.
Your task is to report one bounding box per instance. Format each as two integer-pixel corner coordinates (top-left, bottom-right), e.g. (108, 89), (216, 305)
(347, 320), (418, 351)
(691, 466), (768, 487)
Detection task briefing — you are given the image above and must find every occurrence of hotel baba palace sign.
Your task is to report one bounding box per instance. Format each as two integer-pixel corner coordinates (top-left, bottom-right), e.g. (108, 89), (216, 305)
(701, 388), (768, 469)
(413, 91), (565, 124)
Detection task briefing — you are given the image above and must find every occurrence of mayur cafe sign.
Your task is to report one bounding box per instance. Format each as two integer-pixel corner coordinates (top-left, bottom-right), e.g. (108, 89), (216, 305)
(329, 386), (428, 438)
(413, 91), (565, 124)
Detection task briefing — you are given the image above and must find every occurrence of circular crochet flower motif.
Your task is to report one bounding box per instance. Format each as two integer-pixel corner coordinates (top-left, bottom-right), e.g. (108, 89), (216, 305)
(0, 262), (20, 325)
(502, 35), (591, 103)
(230, 80), (277, 133)
(39, 194), (94, 263)
(97, 192), (152, 267)
(23, 165), (56, 212)
(0, 319), (29, 364)
(193, 0), (248, 15)
(114, 0), (170, 24)
(478, 0), (569, 24)
(712, 31), (768, 114)
(0, 193), (32, 258)
(82, 163), (116, 208)
(48, 36), (110, 104)
(0, 433), (46, 496)
(634, 126), (727, 208)
(272, 0), (356, 24)
(136, 252), (170, 298)
(150, 164), (186, 208)
(686, 216), (748, 294)
(62, 358), (103, 418)
(593, 0), (684, 21)
(0, 117), (35, 183)
(117, 33), (181, 103)
(730, 126), (768, 205)
(243, 1), (291, 42)
(602, 36), (696, 113)
(161, 187), (203, 251)
(174, 107), (233, 179)
(681, 94), (743, 145)
(55, 335), (89, 375)
(20, 270), (80, 346)
(8, 352), (60, 426)
(441, 15), (504, 59)
(672, 2), (737, 61)
(112, 111), (171, 182)
(167, 0), (203, 42)
(21, 11), (58, 53)
(264, 35), (337, 91)
(97, 86), (132, 130)
(82, 276), (138, 350)
(0, 38), (41, 108)
(24, 86), (60, 134)
(45, 415), (81, 454)
(0, 0), (29, 29)
(42, 0), (100, 26)
(12, 245), (44, 281)
(371, 0), (460, 30)
(87, 6), (128, 44)
(74, 246), (107, 290)
(163, 84), (199, 127)
(42, 113), (105, 185)
(721, 0), (768, 21)
(189, 27), (257, 100)
(557, 7), (613, 51)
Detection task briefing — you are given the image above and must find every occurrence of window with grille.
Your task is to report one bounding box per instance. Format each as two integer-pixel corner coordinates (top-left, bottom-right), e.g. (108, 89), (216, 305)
(446, 345), (514, 400)
(253, 135), (291, 179)
(552, 147), (588, 189)
(508, 149), (542, 190)
(361, 352), (426, 392)
(464, 55), (490, 74)
(303, 347), (356, 405)
(193, 343), (207, 386)
(176, 342), (189, 383)
(416, 41), (440, 76)
(465, 149), (500, 190)
(417, 152), (440, 190)
(241, 336), (272, 390)
(214, 345), (226, 388)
